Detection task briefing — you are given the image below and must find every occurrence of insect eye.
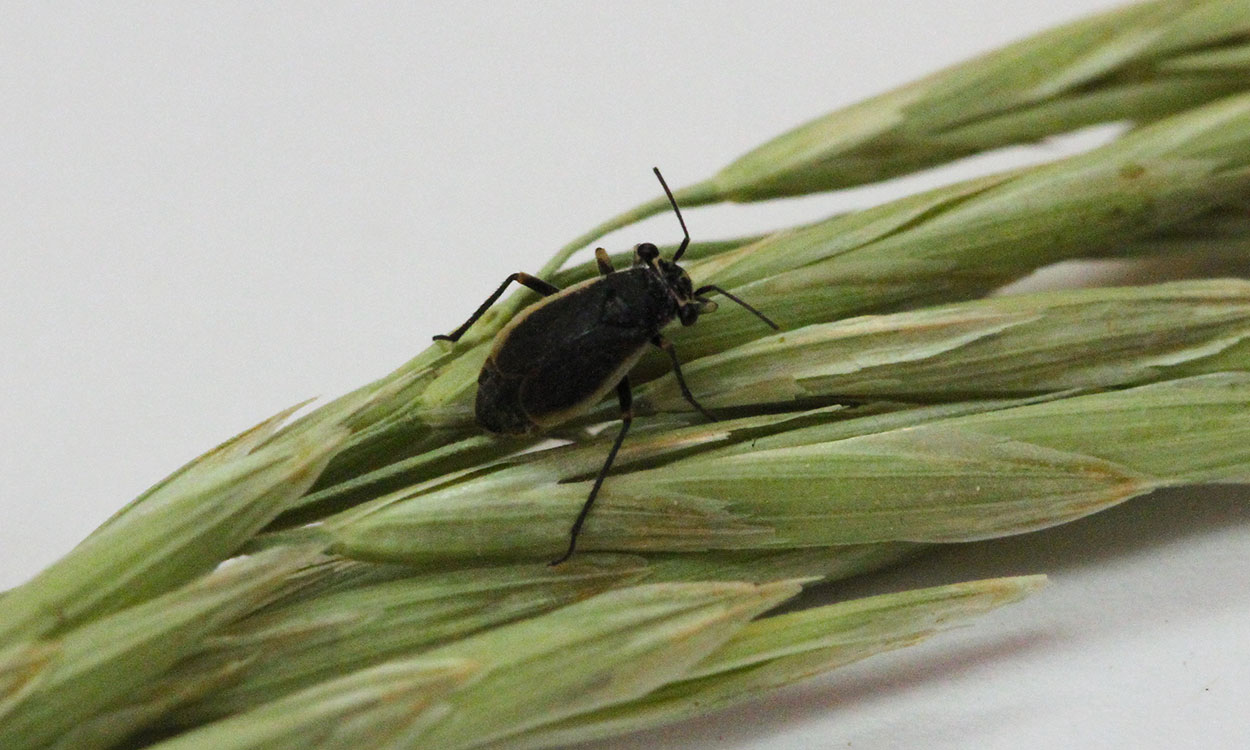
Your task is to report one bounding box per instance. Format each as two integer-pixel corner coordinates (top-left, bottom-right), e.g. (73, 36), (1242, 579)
(635, 243), (660, 262)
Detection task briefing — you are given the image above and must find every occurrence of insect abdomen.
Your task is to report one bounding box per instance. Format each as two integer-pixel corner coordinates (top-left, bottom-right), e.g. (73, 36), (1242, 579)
(519, 336), (648, 429)
(475, 359), (538, 434)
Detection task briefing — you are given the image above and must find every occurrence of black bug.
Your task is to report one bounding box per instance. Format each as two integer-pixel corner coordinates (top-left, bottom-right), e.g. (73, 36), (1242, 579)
(435, 168), (779, 564)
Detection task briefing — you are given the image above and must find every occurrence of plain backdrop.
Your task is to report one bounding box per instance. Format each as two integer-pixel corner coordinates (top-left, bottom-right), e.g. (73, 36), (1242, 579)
(2, 2), (1248, 748)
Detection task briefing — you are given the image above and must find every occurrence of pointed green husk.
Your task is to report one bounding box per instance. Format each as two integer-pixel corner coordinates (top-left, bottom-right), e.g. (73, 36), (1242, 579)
(488, 576), (1045, 749)
(529, 0), (1250, 288)
(0, 547), (322, 750)
(141, 581), (802, 750)
(135, 658), (477, 750)
(0, 406), (340, 646)
(329, 373), (1250, 563)
(158, 556), (648, 724)
(704, 0), (1250, 202)
(637, 279), (1250, 410)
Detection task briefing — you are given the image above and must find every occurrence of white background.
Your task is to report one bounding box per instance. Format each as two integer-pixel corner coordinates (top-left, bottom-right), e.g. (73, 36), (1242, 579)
(2, 2), (1248, 748)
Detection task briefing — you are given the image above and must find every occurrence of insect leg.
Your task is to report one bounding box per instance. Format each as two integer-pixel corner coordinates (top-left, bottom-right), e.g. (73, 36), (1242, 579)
(434, 272), (560, 343)
(595, 247), (615, 275)
(651, 335), (716, 421)
(551, 377), (633, 566)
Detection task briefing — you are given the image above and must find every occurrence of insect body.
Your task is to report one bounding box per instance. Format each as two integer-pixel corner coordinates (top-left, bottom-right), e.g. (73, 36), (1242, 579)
(435, 168), (778, 564)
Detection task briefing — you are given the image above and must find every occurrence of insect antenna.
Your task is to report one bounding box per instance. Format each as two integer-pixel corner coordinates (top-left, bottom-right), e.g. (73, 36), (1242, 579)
(653, 167), (690, 261)
(694, 284), (780, 330)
